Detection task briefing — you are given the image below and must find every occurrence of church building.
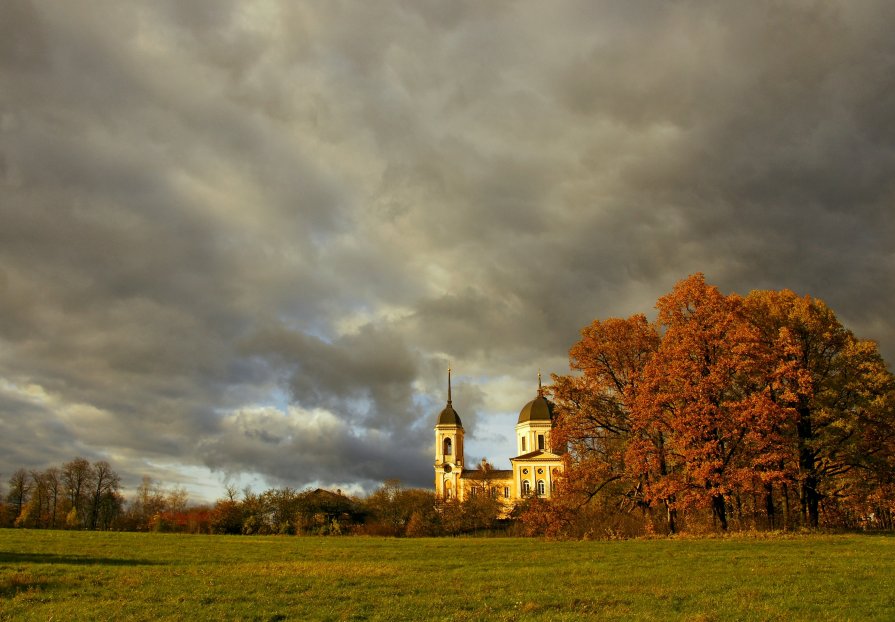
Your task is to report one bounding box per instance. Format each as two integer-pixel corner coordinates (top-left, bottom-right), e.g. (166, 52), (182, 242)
(433, 369), (564, 505)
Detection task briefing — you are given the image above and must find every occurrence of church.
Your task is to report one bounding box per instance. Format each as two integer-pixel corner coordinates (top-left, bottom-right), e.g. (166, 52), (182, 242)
(433, 369), (564, 504)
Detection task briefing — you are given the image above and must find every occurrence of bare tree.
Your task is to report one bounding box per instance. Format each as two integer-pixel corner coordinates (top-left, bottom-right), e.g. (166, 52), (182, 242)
(24, 470), (49, 527)
(130, 476), (166, 531)
(6, 469), (30, 526)
(43, 467), (62, 529)
(62, 457), (93, 528)
(166, 486), (189, 516)
(88, 460), (120, 530)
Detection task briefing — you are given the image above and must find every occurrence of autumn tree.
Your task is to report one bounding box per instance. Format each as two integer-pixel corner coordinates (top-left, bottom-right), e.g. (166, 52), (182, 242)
(744, 289), (895, 528)
(127, 476), (167, 531)
(365, 479), (414, 536)
(260, 487), (300, 534)
(461, 489), (502, 534)
(550, 315), (660, 532)
(166, 486), (189, 517)
(631, 275), (784, 531)
(362, 480), (442, 536)
(210, 498), (244, 535)
(542, 274), (895, 536)
(239, 488), (265, 535)
(15, 470), (49, 528)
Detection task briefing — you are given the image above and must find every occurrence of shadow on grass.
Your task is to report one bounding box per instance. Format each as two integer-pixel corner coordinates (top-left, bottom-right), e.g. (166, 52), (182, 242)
(0, 552), (161, 566)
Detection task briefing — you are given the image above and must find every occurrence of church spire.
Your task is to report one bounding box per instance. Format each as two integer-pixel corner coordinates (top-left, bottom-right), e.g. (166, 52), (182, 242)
(538, 369), (543, 396)
(447, 367), (452, 405)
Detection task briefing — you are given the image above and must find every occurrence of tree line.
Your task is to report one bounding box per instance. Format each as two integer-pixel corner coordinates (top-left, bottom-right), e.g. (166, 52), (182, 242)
(3, 458), (122, 530)
(524, 274), (895, 538)
(208, 478), (508, 537)
(2, 459), (508, 537)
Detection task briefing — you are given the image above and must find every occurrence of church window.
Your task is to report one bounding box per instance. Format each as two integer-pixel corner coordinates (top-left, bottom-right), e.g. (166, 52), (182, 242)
(537, 480), (546, 496)
(521, 437), (526, 451)
(443, 438), (452, 456)
(522, 480), (531, 496)
(538, 434), (545, 450)
(503, 486), (510, 498)
(444, 481), (452, 500)
(470, 487), (477, 497)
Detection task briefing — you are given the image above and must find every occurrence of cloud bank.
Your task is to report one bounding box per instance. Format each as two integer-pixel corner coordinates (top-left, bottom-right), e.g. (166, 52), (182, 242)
(2, 1), (893, 499)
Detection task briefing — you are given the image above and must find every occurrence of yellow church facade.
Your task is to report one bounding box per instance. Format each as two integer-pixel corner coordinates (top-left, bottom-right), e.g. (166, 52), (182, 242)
(433, 370), (564, 506)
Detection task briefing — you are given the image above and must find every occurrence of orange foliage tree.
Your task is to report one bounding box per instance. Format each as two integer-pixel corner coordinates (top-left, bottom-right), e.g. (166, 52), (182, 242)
(743, 289), (895, 528)
(541, 274), (895, 536)
(547, 315), (659, 536)
(630, 276), (786, 532)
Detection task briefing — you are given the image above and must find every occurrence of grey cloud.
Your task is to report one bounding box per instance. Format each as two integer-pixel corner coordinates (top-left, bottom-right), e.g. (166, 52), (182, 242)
(243, 321), (424, 431)
(197, 405), (431, 489)
(0, 0), (47, 71)
(1, 1), (893, 499)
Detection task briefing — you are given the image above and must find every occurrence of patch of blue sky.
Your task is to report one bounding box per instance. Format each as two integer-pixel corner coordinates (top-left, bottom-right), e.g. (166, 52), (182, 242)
(263, 386), (291, 412)
(464, 411), (516, 469)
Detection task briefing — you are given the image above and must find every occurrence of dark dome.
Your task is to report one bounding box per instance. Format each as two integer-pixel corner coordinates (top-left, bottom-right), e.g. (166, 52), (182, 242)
(437, 404), (462, 426)
(518, 394), (553, 424)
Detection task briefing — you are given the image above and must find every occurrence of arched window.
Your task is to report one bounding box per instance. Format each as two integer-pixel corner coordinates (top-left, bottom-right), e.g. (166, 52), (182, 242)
(538, 434), (545, 450)
(443, 437), (452, 456)
(521, 437), (526, 452)
(522, 480), (531, 496)
(444, 480), (452, 499)
(537, 480), (546, 496)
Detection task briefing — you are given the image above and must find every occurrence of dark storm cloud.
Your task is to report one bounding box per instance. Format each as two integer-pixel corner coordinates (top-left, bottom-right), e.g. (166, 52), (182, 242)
(197, 405), (433, 489)
(1, 1), (893, 499)
(243, 320), (421, 430)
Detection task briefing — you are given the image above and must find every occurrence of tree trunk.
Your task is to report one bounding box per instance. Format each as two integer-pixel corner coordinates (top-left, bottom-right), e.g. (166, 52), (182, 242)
(764, 483), (776, 530)
(665, 498), (677, 534)
(796, 405), (820, 529)
(803, 475), (820, 528)
(711, 494), (728, 531)
(782, 483), (791, 531)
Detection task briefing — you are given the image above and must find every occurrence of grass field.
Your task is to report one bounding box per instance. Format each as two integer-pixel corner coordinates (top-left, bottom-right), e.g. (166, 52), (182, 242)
(1, 530), (893, 621)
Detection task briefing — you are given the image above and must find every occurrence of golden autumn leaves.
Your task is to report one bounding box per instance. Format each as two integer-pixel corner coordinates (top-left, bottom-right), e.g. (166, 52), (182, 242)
(539, 274), (895, 536)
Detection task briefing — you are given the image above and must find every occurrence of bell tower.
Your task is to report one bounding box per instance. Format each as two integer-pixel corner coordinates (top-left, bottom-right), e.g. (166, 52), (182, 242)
(515, 371), (554, 455)
(434, 368), (464, 500)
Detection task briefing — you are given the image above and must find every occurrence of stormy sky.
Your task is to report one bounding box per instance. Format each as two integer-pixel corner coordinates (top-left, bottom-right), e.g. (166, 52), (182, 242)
(2, 1), (893, 500)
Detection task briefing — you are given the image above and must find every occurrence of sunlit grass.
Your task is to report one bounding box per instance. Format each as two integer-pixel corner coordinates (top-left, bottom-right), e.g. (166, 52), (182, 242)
(1, 530), (893, 621)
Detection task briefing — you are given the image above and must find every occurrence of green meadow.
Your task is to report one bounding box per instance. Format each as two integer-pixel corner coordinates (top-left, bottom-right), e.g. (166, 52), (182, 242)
(1, 530), (893, 621)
